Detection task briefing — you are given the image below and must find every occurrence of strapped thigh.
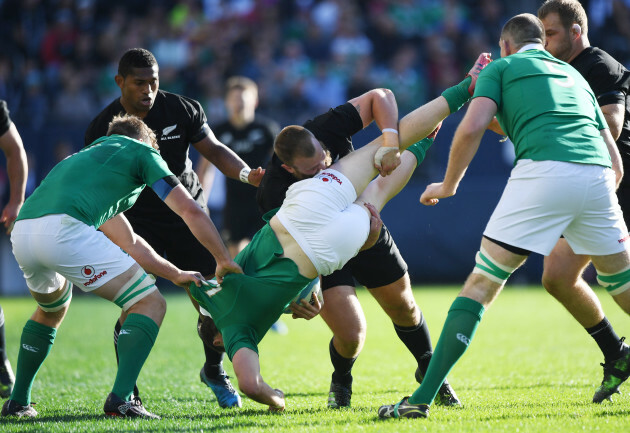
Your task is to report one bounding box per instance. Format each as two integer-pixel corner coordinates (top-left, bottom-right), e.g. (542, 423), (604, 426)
(597, 265), (630, 296)
(36, 279), (73, 312)
(472, 246), (517, 285)
(112, 268), (158, 311)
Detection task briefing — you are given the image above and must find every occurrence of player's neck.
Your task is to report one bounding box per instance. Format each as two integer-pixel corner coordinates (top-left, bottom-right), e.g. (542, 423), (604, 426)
(567, 37), (590, 63)
(230, 114), (254, 129)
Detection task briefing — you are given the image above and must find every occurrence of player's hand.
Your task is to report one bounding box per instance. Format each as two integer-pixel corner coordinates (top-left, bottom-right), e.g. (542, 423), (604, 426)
(269, 389), (285, 412)
(374, 129), (401, 176)
(359, 202), (382, 251)
(420, 182), (456, 206)
(215, 259), (243, 283)
(174, 271), (206, 288)
(290, 291), (322, 320)
(374, 147), (400, 176)
(248, 167), (265, 187)
(1, 201), (22, 234)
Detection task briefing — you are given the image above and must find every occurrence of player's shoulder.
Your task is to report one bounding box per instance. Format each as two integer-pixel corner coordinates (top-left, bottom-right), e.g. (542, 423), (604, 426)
(572, 46), (624, 75)
(157, 90), (203, 112)
(85, 98), (123, 143)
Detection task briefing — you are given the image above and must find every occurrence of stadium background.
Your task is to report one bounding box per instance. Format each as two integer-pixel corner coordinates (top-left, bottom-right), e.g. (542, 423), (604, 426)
(1, 0), (629, 293)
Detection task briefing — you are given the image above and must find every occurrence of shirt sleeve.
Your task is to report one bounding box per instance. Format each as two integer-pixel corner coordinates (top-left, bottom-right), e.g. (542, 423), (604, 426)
(138, 146), (176, 186)
(473, 61), (503, 108)
(585, 60), (630, 107)
(182, 96), (210, 144)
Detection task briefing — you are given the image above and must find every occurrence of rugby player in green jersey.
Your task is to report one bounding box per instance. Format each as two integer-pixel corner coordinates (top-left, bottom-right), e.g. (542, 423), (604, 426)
(1, 114), (241, 419)
(379, 13), (630, 419)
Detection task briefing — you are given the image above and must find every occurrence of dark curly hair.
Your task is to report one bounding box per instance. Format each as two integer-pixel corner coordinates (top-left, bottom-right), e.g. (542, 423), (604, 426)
(118, 48), (158, 77)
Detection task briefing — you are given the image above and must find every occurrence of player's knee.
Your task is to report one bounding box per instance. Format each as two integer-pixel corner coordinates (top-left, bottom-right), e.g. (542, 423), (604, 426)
(596, 265), (630, 296)
(336, 332), (365, 357)
(381, 300), (419, 325)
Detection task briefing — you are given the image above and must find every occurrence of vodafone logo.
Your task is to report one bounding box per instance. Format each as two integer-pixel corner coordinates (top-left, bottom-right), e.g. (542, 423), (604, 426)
(319, 171), (342, 185)
(81, 266), (95, 278)
(81, 265), (108, 287)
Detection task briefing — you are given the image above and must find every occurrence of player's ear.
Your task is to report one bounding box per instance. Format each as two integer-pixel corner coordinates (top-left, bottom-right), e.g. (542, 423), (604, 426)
(114, 74), (124, 89)
(281, 163), (295, 174)
(571, 23), (581, 37)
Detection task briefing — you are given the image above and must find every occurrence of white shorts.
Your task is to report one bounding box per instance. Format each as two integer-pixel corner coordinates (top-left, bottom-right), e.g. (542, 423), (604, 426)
(276, 169), (370, 276)
(11, 214), (137, 294)
(484, 160), (628, 256)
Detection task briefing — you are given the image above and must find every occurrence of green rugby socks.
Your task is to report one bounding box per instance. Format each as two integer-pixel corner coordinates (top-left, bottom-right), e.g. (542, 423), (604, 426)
(405, 137), (434, 167)
(441, 76), (473, 114)
(111, 313), (159, 401)
(408, 297), (484, 405)
(11, 320), (57, 406)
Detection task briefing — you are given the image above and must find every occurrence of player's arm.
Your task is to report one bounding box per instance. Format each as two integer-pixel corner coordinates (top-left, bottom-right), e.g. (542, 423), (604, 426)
(99, 214), (204, 287)
(0, 122), (28, 233)
(232, 347), (285, 411)
(420, 97), (496, 206)
(600, 103), (625, 141)
(601, 127), (624, 188)
(349, 88), (399, 131)
(162, 183), (243, 281)
(192, 130), (265, 187)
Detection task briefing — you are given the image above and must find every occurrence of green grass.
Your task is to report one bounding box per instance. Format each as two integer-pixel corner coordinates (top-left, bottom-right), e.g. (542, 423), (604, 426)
(1, 285), (629, 432)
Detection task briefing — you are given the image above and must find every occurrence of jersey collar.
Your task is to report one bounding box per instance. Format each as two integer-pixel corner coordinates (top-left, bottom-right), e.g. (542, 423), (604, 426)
(518, 43), (545, 53)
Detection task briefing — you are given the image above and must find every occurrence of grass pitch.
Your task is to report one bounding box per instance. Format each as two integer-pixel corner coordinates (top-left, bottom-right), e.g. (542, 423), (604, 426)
(1, 285), (629, 432)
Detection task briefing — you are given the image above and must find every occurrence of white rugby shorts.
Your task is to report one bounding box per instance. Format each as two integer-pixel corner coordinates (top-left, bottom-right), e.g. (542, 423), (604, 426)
(11, 214), (138, 294)
(276, 169), (370, 276)
(484, 160), (628, 256)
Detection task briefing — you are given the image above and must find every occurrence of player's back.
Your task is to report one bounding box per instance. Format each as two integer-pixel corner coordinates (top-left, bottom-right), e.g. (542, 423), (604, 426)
(476, 49), (609, 166)
(18, 135), (170, 228)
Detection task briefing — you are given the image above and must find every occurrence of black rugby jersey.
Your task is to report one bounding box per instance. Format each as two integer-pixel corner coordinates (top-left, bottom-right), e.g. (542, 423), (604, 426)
(571, 47), (630, 186)
(214, 115), (278, 212)
(256, 103), (363, 214)
(85, 90), (209, 221)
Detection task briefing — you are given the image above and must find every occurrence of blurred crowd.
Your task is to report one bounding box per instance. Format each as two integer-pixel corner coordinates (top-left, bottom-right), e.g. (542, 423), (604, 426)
(0, 0), (629, 186)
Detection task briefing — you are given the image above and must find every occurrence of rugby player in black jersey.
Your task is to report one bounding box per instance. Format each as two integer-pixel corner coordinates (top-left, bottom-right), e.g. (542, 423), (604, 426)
(85, 48), (262, 409)
(255, 53), (491, 407)
(538, 0), (630, 403)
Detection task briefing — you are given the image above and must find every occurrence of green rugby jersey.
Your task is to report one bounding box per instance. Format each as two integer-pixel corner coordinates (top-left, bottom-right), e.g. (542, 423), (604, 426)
(190, 211), (312, 360)
(17, 135), (173, 228)
(474, 48), (610, 167)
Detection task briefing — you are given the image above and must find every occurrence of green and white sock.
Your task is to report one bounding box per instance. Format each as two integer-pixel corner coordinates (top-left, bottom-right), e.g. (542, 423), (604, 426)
(111, 313), (159, 401)
(408, 297), (484, 405)
(11, 320), (57, 406)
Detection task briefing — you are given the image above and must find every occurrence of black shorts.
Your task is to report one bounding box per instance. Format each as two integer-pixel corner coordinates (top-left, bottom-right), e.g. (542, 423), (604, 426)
(320, 224), (407, 290)
(127, 215), (216, 276)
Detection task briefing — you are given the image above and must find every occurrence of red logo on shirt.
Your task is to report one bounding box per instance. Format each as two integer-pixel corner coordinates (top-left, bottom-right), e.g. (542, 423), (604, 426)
(319, 171), (342, 185)
(81, 266), (95, 278)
